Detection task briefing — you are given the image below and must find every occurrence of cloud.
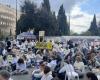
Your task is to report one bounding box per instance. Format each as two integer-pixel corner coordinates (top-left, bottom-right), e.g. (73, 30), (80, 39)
(33, 0), (93, 33)
(97, 13), (100, 22)
(33, 0), (86, 13)
(70, 5), (93, 33)
(20, 0), (100, 33)
(33, 0), (100, 33)
(1, 0), (98, 33)
(70, 4), (100, 33)
(71, 14), (84, 19)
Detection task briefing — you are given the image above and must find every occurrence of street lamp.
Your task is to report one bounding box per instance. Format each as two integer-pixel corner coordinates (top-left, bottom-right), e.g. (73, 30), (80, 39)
(16, 0), (18, 37)
(68, 11), (71, 35)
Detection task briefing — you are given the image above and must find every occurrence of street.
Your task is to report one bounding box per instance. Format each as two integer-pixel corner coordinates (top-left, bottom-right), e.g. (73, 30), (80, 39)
(12, 68), (33, 80)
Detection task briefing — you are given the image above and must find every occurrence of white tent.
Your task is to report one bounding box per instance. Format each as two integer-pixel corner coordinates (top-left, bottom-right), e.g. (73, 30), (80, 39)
(17, 32), (36, 40)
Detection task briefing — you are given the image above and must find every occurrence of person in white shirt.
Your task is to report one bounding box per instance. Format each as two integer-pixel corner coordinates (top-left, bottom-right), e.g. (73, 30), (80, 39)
(11, 54), (18, 71)
(20, 42), (26, 52)
(41, 66), (53, 80)
(1, 56), (9, 70)
(31, 40), (36, 47)
(27, 40), (32, 49)
(11, 55), (18, 64)
(27, 48), (36, 59)
(35, 51), (43, 65)
(74, 56), (84, 71)
(74, 56), (85, 77)
(47, 56), (57, 71)
(32, 62), (45, 80)
(12, 58), (28, 75)
(22, 55), (31, 67)
(2, 49), (7, 56)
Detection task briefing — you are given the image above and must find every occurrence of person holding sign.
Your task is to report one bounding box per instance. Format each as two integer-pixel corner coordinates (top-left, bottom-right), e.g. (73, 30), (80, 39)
(47, 41), (53, 50)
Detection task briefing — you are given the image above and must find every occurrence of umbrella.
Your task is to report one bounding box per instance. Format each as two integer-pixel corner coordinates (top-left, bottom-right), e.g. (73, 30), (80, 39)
(17, 32), (36, 40)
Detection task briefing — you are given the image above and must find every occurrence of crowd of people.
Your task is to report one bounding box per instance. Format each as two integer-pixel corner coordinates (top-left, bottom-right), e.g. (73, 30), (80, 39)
(0, 38), (100, 80)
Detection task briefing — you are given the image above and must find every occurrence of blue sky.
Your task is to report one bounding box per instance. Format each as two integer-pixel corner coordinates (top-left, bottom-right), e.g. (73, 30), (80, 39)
(81, 0), (100, 14)
(0, 0), (99, 14)
(0, 0), (100, 33)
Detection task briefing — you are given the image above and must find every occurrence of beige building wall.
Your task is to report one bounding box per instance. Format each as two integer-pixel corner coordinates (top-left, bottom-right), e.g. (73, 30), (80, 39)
(0, 4), (20, 36)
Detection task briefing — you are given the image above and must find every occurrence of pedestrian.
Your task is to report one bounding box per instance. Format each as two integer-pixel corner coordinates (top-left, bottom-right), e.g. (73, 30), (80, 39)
(41, 66), (53, 80)
(0, 70), (12, 80)
(84, 72), (98, 80)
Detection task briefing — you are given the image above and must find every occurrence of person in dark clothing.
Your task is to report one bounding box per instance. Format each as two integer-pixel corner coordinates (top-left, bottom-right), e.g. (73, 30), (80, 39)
(84, 72), (98, 80)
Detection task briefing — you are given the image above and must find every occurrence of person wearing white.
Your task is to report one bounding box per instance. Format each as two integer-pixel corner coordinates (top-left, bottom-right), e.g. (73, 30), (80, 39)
(47, 60), (57, 71)
(16, 62), (27, 72)
(15, 58), (27, 72)
(27, 50), (36, 59)
(2, 59), (9, 67)
(9, 78), (13, 80)
(11, 55), (18, 64)
(32, 69), (44, 78)
(27, 41), (32, 49)
(74, 56), (84, 71)
(2, 49), (7, 56)
(41, 72), (53, 80)
(41, 66), (53, 80)
(35, 51), (43, 63)
(32, 62), (45, 79)
(20, 42), (26, 52)
(1, 56), (9, 67)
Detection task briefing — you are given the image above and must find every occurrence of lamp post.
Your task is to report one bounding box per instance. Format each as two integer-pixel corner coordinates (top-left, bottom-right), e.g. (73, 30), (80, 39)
(15, 0), (18, 37)
(68, 11), (70, 35)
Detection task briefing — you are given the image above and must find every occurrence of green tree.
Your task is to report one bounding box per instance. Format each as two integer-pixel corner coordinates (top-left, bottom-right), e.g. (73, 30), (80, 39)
(88, 14), (98, 36)
(17, 0), (59, 36)
(70, 30), (79, 36)
(98, 22), (100, 36)
(17, 0), (37, 35)
(34, 0), (59, 36)
(42, 0), (51, 12)
(57, 5), (70, 36)
(98, 28), (100, 36)
(81, 31), (91, 36)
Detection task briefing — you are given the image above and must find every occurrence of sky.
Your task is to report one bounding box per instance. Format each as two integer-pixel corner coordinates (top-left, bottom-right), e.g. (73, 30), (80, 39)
(0, 0), (100, 33)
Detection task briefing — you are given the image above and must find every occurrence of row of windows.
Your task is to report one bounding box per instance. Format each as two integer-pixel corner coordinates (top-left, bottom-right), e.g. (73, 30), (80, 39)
(0, 15), (15, 21)
(0, 6), (15, 15)
(0, 21), (14, 26)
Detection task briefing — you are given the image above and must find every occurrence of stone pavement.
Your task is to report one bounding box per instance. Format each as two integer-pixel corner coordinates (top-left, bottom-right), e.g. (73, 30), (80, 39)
(12, 68), (85, 80)
(12, 68), (33, 80)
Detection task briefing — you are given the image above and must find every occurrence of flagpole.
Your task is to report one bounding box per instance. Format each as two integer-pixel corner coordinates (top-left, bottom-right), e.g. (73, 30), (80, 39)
(69, 11), (70, 35)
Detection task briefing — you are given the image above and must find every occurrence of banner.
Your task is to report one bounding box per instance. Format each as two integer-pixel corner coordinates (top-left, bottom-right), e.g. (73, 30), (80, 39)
(35, 42), (52, 49)
(47, 42), (52, 50)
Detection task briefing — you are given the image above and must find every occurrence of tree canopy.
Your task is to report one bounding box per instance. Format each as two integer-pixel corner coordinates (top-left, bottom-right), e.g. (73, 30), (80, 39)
(16, 0), (70, 36)
(88, 14), (99, 36)
(57, 5), (70, 36)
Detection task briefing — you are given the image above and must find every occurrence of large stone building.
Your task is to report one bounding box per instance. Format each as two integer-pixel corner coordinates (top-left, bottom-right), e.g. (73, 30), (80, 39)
(0, 4), (20, 37)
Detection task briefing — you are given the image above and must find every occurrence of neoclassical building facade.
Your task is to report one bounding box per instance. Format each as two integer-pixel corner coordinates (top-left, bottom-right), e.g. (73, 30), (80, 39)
(0, 4), (20, 36)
